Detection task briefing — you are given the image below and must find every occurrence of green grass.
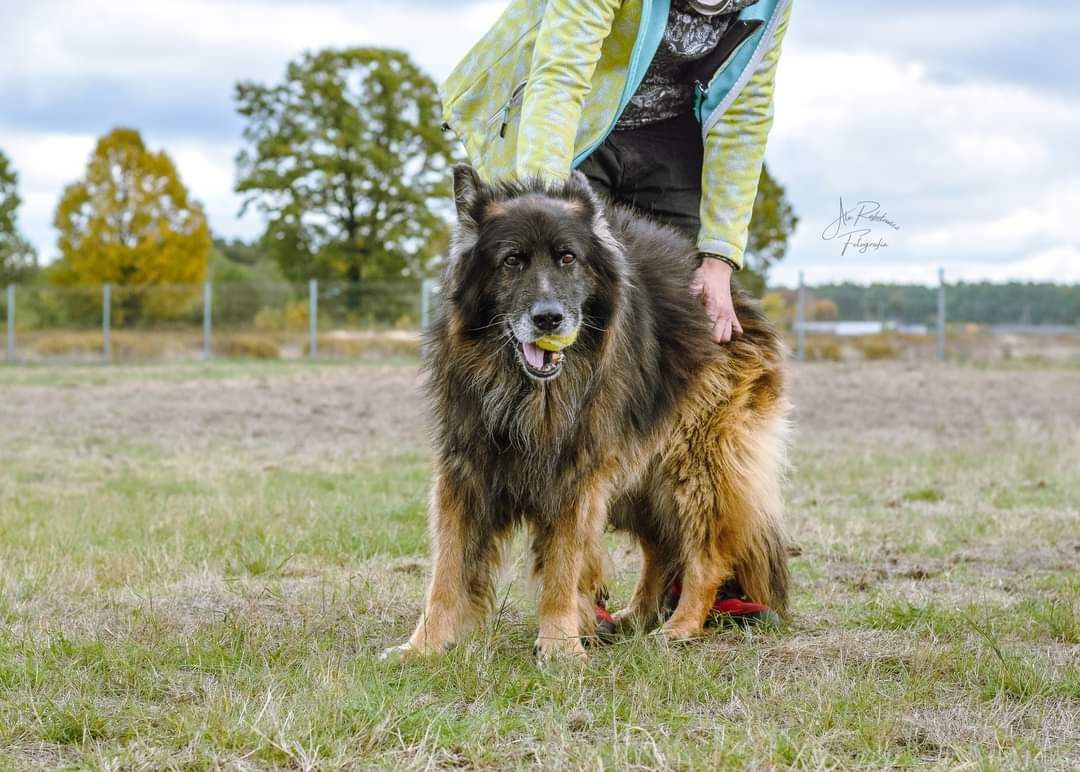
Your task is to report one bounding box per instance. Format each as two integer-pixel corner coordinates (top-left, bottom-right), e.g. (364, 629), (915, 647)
(0, 357), (421, 387)
(1, 362), (1078, 768)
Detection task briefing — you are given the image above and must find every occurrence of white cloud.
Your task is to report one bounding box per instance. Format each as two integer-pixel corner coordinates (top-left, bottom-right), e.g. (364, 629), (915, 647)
(909, 180), (1080, 257)
(768, 37), (1080, 284)
(1, 1), (508, 259)
(1, 0), (507, 86)
(2, 133), (96, 259)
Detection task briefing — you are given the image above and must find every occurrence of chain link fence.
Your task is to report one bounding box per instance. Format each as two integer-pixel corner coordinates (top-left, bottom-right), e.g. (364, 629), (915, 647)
(3, 274), (1078, 365)
(783, 270), (1080, 363)
(2, 280), (429, 363)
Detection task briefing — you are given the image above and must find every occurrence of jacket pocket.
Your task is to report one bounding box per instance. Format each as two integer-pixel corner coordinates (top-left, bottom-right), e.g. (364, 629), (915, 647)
(485, 79), (528, 139)
(441, 23), (538, 176)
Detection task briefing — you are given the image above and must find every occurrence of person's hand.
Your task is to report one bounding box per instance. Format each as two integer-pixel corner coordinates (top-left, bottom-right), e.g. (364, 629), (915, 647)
(691, 254), (743, 343)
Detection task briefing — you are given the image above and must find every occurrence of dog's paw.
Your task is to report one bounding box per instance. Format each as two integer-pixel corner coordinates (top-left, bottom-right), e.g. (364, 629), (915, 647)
(379, 642), (421, 663)
(533, 635), (587, 666)
(654, 622), (704, 643)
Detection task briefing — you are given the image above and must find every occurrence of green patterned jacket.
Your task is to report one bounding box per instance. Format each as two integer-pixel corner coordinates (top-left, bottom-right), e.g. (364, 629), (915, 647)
(441, 0), (793, 268)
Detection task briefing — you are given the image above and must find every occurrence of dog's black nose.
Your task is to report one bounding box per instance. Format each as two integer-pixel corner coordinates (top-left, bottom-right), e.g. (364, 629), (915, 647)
(531, 303), (564, 333)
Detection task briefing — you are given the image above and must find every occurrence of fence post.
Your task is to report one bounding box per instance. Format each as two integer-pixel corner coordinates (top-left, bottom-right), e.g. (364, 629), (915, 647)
(420, 278), (436, 331)
(937, 267), (946, 362)
(5, 284), (14, 362)
(796, 271), (806, 361)
(308, 279), (318, 359)
(202, 282), (212, 360)
(102, 283), (111, 362)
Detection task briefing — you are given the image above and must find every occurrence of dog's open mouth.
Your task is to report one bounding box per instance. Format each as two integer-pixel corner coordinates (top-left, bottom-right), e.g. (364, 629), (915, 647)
(518, 341), (563, 380)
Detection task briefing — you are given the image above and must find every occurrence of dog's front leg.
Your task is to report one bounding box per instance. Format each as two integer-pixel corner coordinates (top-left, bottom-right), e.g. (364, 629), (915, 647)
(531, 486), (606, 663)
(383, 473), (503, 660)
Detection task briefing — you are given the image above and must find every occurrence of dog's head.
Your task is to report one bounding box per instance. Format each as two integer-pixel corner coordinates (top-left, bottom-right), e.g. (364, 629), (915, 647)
(445, 164), (624, 382)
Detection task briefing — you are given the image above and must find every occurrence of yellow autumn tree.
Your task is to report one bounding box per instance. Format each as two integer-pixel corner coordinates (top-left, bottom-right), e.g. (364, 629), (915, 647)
(51, 128), (211, 321)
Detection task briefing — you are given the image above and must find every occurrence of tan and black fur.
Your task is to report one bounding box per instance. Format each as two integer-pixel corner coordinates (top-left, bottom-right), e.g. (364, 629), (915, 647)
(385, 166), (790, 661)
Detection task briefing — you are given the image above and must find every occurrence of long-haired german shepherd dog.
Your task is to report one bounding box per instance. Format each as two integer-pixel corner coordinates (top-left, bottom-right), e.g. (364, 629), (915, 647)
(384, 165), (790, 662)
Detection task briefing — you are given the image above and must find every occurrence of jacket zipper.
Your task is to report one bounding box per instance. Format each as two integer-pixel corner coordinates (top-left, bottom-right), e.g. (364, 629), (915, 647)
(486, 79), (529, 138)
(692, 19), (763, 99)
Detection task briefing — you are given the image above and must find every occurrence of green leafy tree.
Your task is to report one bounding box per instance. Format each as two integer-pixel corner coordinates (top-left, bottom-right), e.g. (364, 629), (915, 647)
(0, 149), (38, 285)
(51, 128), (211, 320)
(741, 163), (799, 297)
(234, 48), (458, 289)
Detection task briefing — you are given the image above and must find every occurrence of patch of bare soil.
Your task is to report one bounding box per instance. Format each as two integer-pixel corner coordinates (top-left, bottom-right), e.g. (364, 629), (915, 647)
(5, 362), (1078, 464)
(2, 366), (429, 464)
(789, 362), (1080, 444)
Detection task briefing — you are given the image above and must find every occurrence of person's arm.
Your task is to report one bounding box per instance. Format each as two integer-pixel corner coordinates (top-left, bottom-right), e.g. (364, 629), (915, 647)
(515, 0), (621, 181)
(694, 2), (792, 343)
(698, 1), (792, 268)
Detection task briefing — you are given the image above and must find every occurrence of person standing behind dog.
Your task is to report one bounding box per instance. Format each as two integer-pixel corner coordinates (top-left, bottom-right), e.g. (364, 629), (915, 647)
(440, 0), (793, 343)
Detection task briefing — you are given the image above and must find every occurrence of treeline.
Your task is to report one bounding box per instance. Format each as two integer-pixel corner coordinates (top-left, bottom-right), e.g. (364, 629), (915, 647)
(799, 282), (1080, 326)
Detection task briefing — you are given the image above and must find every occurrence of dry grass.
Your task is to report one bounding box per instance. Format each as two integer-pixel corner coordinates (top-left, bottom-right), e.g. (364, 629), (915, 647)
(307, 330), (421, 359)
(0, 360), (1077, 769)
(12, 328), (421, 363)
(213, 332), (283, 360)
(785, 329), (1080, 365)
(26, 330), (195, 360)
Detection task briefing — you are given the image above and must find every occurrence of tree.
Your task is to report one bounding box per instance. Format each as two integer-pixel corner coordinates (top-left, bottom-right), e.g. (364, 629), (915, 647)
(51, 128), (211, 320)
(0, 150), (38, 285)
(741, 163), (799, 297)
(234, 48), (458, 289)
(761, 291), (790, 329)
(808, 298), (839, 321)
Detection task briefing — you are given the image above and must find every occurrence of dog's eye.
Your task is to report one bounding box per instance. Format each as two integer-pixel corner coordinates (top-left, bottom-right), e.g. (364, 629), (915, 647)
(559, 252), (576, 266)
(504, 253), (522, 267)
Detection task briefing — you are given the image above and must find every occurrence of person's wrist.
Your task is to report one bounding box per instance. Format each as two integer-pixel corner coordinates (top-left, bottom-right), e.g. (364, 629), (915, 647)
(699, 251), (739, 272)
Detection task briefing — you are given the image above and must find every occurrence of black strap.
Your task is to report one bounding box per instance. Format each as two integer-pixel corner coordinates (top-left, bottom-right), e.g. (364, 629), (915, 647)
(688, 18), (764, 88)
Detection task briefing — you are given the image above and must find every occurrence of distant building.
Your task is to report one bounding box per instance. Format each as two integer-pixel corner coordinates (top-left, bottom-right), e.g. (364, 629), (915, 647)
(793, 321), (930, 336)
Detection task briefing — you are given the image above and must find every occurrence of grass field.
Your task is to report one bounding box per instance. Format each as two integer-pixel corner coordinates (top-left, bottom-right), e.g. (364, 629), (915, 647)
(1, 360), (1078, 769)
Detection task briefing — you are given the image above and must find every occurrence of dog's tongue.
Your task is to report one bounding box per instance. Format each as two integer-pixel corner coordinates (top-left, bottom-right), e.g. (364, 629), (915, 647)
(522, 342), (545, 370)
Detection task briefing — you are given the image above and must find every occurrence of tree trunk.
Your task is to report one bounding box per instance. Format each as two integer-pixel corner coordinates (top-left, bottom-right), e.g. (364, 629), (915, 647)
(345, 259), (362, 311)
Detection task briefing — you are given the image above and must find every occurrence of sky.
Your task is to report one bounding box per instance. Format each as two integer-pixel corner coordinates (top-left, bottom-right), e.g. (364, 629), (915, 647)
(1, 0), (1078, 286)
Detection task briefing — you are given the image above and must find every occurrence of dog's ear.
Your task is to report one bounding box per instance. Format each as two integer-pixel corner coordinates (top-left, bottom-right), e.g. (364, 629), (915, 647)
(567, 170), (593, 199)
(449, 164), (484, 266)
(569, 169), (591, 189)
(567, 170), (624, 262)
(566, 169), (606, 215)
(453, 164), (483, 223)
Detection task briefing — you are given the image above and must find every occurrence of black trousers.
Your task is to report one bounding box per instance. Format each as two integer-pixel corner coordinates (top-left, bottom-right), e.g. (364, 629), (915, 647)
(576, 111), (704, 241)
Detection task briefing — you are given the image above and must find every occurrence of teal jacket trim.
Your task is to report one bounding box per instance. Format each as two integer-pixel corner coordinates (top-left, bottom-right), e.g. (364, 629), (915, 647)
(571, 0), (669, 169)
(569, 0), (787, 168)
(698, 0), (787, 135)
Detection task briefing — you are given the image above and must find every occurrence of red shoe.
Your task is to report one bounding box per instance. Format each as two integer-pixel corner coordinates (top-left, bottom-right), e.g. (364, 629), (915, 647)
(583, 589), (618, 646)
(663, 581), (781, 628)
(595, 598), (617, 643)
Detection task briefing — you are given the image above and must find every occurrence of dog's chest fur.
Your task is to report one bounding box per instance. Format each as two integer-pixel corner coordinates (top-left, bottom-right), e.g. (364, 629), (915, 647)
(438, 360), (615, 521)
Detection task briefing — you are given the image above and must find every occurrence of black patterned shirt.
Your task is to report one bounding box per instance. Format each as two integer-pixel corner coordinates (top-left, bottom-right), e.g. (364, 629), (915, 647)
(615, 0), (757, 130)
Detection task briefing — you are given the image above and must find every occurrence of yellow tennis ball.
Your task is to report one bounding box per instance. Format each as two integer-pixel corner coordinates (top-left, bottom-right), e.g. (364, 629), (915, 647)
(535, 330), (578, 352)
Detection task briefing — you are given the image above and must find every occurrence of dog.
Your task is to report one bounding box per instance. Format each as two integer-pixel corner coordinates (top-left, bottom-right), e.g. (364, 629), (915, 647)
(383, 165), (790, 662)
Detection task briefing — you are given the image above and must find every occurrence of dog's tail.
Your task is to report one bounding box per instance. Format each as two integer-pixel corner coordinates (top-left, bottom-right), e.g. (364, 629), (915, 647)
(735, 511), (790, 617)
(730, 412), (792, 617)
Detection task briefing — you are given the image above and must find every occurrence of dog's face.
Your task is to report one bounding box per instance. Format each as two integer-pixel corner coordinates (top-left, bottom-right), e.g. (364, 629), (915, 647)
(448, 165), (621, 382)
